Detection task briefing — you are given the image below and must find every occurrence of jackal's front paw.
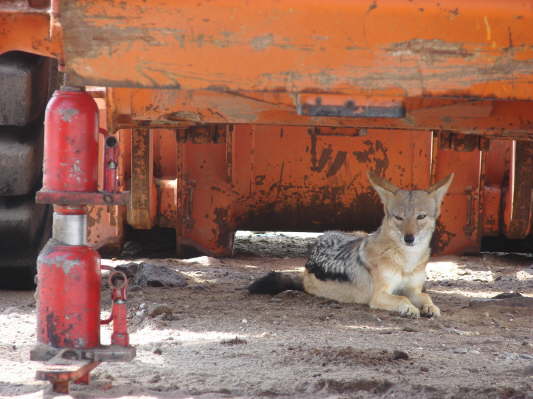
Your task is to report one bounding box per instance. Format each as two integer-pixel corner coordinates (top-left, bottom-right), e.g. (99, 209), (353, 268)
(398, 302), (420, 318)
(420, 304), (441, 318)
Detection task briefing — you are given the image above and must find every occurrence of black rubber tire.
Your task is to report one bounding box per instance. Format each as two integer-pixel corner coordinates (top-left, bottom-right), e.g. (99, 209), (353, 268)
(0, 52), (57, 289)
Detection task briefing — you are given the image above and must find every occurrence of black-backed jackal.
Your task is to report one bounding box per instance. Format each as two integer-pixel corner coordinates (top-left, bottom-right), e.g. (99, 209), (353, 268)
(248, 172), (454, 318)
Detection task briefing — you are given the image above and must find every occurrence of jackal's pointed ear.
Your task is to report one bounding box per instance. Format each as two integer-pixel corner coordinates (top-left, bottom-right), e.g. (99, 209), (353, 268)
(427, 173), (454, 208)
(367, 171), (399, 207)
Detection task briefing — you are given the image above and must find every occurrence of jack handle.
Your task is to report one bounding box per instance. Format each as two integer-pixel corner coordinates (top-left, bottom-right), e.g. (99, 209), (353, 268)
(100, 266), (130, 346)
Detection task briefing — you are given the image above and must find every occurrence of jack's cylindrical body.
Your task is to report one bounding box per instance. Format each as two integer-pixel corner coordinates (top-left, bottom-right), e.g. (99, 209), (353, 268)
(36, 237), (101, 349)
(37, 86), (101, 350)
(33, 86), (134, 394)
(43, 87), (99, 193)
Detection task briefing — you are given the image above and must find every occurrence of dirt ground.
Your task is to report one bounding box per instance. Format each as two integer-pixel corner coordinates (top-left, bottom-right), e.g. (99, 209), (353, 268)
(1, 232), (532, 399)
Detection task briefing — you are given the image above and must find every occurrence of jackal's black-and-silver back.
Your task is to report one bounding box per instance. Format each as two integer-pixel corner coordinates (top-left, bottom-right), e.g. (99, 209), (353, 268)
(305, 231), (369, 283)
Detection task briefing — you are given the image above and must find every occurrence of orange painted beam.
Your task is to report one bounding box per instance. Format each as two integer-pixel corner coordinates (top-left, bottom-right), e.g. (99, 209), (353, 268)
(107, 88), (533, 138)
(62, 0), (533, 101)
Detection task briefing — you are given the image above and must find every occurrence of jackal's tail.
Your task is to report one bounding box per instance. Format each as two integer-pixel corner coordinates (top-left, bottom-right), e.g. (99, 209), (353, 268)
(248, 271), (304, 295)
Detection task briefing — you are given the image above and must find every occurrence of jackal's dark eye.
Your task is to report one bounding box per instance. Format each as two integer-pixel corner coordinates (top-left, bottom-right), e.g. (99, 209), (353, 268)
(417, 214), (427, 220)
(394, 215), (404, 221)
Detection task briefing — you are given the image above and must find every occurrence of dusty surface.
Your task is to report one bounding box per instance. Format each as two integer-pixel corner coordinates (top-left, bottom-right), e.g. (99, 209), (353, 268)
(1, 232), (533, 399)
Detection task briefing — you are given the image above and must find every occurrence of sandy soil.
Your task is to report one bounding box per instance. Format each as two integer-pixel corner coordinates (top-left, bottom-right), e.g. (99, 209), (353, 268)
(1, 232), (532, 399)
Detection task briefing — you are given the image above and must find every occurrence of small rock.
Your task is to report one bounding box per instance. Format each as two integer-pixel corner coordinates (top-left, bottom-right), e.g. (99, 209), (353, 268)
(153, 347), (163, 355)
(446, 327), (479, 336)
(117, 262), (188, 288)
(420, 367), (429, 372)
(492, 292), (523, 299)
(221, 337), (247, 345)
(470, 296), (533, 309)
(392, 350), (409, 360)
(149, 305), (173, 318)
(149, 374), (161, 383)
(453, 348), (468, 354)
(519, 353), (533, 360)
(501, 352), (519, 361)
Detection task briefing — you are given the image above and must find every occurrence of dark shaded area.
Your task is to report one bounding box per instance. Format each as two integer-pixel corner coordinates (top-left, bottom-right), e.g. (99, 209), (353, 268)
(481, 235), (533, 255)
(0, 266), (37, 290)
(237, 197), (383, 234)
(0, 52), (57, 291)
(117, 227), (183, 258)
(0, 206), (51, 291)
(248, 271), (303, 295)
(233, 232), (317, 258)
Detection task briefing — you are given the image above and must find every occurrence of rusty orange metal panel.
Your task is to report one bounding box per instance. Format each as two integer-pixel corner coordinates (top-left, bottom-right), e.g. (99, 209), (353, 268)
(86, 90), (127, 251)
(432, 141), (482, 254)
(481, 139), (511, 237)
(503, 141), (533, 239)
(484, 140), (512, 186)
(481, 186), (501, 236)
(0, 2), (62, 59)
(85, 120), (525, 256)
(128, 129), (157, 229)
(153, 128), (178, 226)
(170, 124), (524, 256)
(174, 129), (235, 255)
(173, 126), (440, 255)
(237, 127), (432, 228)
(87, 205), (125, 253)
(61, 0), (533, 101)
(117, 129), (132, 191)
(153, 129), (177, 179)
(106, 88), (533, 138)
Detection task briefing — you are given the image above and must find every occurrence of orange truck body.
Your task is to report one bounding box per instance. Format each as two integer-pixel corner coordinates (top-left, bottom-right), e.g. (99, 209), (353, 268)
(2, 0), (532, 255)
